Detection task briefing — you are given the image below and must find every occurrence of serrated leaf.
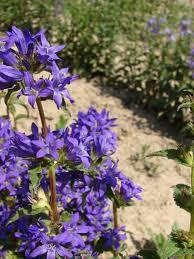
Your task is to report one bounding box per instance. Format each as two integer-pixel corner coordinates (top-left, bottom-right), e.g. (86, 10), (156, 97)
(173, 184), (191, 213)
(177, 102), (194, 111)
(159, 238), (181, 259)
(139, 233), (189, 259)
(146, 149), (191, 167)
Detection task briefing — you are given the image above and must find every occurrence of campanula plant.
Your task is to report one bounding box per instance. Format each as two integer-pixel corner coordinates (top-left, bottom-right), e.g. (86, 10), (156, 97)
(0, 26), (142, 258)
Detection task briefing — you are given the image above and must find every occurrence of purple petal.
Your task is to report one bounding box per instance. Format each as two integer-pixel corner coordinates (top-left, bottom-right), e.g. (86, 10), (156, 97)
(24, 71), (33, 88)
(40, 32), (50, 47)
(71, 212), (79, 225)
(30, 245), (47, 257)
(39, 88), (53, 98)
(47, 250), (55, 259)
(81, 156), (90, 169)
(50, 45), (65, 53)
(57, 246), (72, 257)
(36, 149), (47, 158)
(53, 92), (62, 109)
(28, 95), (36, 108)
(51, 150), (59, 160)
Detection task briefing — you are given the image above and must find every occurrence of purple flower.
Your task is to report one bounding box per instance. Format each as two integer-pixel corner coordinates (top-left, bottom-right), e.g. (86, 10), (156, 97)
(30, 234), (72, 259)
(41, 62), (78, 108)
(147, 17), (166, 34)
(19, 71), (44, 108)
(95, 132), (117, 157)
(75, 107), (116, 134)
(0, 64), (23, 89)
(101, 227), (127, 252)
(179, 19), (192, 36)
(0, 118), (13, 161)
(37, 30), (65, 63)
(1, 26), (37, 56)
(0, 49), (18, 67)
(163, 28), (176, 41)
(65, 136), (91, 168)
(32, 132), (64, 160)
(120, 178), (142, 202)
(59, 213), (90, 248)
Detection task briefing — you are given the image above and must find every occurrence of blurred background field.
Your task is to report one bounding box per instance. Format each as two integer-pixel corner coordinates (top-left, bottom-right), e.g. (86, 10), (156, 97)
(0, 0), (194, 256)
(1, 0), (194, 127)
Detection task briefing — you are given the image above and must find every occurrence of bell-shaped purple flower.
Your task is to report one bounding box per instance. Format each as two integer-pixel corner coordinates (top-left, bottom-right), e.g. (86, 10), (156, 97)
(40, 62), (78, 108)
(0, 64), (23, 89)
(19, 71), (44, 108)
(32, 132), (64, 160)
(37, 30), (65, 63)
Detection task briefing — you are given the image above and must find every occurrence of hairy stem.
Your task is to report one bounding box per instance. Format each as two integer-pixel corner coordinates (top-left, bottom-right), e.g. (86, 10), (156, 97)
(36, 98), (59, 223)
(113, 202), (118, 257)
(113, 202), (118, 229)
(36, 98), (48, 138)
(49, 166), (59, 223)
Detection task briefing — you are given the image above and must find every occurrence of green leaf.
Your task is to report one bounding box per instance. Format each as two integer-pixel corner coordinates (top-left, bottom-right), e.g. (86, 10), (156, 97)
(55, 114), (69, 129)
(60, 211), (71, 222)
(159, 238), (181, 259)
(106, 187), (134, 208)
(29, 166), (42, 194)
(173, 184), (192, 213)
(94, 236), (111, 254)
(177, 102), (194, 111)
(31, 203), (50, 217)
(6, 251), (24, 259)
(4, 85), (20, 105)
(146, 149), (192, 167)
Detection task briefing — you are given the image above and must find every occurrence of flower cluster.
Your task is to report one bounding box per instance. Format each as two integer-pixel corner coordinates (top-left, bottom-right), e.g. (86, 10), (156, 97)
(146, 16), (193, 42)
(0, 26), (142, 258)
(0, 26), (78, 109)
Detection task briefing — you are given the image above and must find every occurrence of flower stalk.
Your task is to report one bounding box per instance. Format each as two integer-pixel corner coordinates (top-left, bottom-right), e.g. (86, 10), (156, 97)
(36, 97), (48, 138)
(113, 202), (118, 229)
(36, 97), (59, 223)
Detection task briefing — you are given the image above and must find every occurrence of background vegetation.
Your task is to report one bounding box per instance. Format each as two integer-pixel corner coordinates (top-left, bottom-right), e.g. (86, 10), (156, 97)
(0, 0), (193, 127)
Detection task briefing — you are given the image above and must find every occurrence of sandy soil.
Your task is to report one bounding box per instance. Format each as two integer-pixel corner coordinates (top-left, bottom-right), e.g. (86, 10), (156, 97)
(1, 78), (191, 257)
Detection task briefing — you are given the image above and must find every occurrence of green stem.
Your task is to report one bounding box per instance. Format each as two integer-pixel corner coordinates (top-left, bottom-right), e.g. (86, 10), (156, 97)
(36, 98), (59, 223)
(6, 104), (10, 120)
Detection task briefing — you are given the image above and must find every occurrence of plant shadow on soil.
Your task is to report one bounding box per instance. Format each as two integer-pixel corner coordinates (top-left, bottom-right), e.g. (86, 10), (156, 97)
(92, 77), (190, 144)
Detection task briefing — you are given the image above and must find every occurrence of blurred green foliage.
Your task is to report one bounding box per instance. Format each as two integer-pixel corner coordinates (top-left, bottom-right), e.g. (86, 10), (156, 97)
(0, 0), (193, 126)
